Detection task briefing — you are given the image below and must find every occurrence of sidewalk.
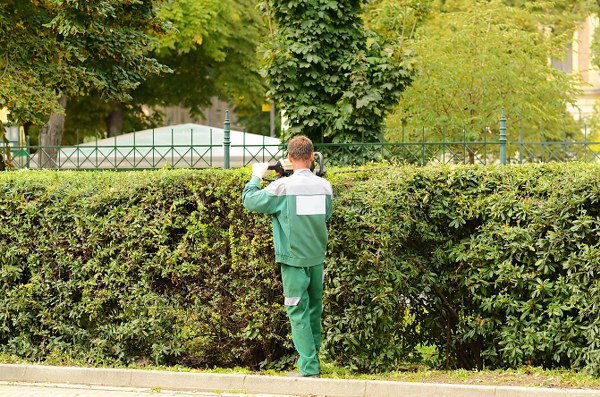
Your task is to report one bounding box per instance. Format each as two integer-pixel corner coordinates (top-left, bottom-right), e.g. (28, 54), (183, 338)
(0, 382), (290, 397)
(1, 363), (599, 397)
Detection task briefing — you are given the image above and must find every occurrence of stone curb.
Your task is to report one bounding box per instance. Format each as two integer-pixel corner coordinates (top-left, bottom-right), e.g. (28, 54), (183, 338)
(0, 364), (599, 397)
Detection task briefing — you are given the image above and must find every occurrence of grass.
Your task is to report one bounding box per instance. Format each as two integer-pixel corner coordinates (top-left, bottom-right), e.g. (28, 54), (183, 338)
(1, 352), (598, 389)
(320, 365), (600, 389)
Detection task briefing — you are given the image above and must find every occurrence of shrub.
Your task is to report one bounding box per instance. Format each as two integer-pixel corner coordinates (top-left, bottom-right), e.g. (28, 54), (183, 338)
(325, 163), (600, 374)
(0, 163), (598, 375)
(0, 169), (290, 369)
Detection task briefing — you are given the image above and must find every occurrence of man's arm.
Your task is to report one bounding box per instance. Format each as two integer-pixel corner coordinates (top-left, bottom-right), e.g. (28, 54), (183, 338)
(242, 163), (284, 214)
(242, 176), (282, 215)
(325, 194), (333, 221)
(325, 180), (333, 221)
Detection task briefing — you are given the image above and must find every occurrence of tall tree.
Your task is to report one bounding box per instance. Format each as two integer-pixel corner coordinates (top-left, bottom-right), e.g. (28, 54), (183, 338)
(261, 0), (412, 143)
(363, 0), (433, 52)
(138, 0), (266, 121)
(380, 0), (582, 152)
(503, 0), (590, 35)
(0, 0), (167, 165)
(62, 0), (268, 140)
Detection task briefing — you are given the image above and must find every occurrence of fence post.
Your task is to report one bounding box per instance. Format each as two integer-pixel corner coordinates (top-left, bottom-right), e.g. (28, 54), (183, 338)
(499, 109), (507, 165)
(25, 135), (30, 169)
(224, 110), (231, 169)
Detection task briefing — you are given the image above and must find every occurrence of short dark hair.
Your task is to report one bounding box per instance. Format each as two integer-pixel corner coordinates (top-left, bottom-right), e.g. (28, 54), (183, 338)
(288, 135), (314, 161)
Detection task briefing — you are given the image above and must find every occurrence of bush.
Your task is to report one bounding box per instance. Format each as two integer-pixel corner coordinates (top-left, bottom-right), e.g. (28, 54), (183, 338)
(0, 169), (290, 369)
(0, 163), (598, 375)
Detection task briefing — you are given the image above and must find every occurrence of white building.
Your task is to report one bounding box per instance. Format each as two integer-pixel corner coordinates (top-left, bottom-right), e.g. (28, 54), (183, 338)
(20, 123), (282, 170)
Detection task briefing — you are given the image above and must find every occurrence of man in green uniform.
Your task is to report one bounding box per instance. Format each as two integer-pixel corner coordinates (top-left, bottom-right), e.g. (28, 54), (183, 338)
(242, 136), (333, 377)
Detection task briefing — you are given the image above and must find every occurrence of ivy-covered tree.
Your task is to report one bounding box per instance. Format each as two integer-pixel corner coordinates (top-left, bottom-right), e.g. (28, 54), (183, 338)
(0, 0), (167, 165)
(261, 0), (412, 143)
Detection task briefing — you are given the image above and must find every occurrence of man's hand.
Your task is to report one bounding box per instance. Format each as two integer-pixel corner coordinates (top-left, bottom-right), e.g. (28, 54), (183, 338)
(252, 163), (269, 179)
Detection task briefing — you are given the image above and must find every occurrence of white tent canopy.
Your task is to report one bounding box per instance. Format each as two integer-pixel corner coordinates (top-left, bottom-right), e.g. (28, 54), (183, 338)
(32, 124), (283, 169)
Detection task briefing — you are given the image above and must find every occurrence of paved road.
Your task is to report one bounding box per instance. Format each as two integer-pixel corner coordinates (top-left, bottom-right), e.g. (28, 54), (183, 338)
(0, 382), (294, 397)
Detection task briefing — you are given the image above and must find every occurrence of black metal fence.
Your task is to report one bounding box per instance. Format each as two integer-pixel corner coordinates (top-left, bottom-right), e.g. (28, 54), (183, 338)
(2, 111), (599, 170)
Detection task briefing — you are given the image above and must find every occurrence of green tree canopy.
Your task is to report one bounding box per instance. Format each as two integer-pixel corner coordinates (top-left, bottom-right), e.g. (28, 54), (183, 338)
(144, 0), (265, 116)
(62, 0), (269, 141)
(0, 0), (167, 126)
(381, 0), (582, 144)
(0, 0), (168, 167)
(262, 0), (412, 143)
(363, 0), (432, 52)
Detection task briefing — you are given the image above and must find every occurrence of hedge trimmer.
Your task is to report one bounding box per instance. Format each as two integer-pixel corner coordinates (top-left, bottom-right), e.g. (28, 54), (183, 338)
(267, 151), (326, 179)
(265, 152), (390, 181)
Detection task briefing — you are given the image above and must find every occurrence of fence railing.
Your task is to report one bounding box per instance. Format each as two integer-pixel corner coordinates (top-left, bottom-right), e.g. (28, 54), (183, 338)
(314, 139), (600, 166)
(2, 110), (600, 170)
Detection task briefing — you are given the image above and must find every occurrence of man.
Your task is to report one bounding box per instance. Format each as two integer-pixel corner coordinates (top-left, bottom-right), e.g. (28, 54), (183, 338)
(242, 135), (333, 377)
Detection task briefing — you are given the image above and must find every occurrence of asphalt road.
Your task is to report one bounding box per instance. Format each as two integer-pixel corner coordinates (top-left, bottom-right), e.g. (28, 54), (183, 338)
(0, 382), (294, 397)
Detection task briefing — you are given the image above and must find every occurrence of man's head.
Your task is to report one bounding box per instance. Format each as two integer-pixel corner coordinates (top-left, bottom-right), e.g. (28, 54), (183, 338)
(287, 135), (314, 170)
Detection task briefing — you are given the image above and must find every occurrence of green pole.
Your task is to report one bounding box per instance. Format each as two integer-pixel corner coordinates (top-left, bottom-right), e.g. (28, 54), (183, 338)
(26, 135), (30, 169)
(224, 110), (231, 169)
(499, 109), (507, 165)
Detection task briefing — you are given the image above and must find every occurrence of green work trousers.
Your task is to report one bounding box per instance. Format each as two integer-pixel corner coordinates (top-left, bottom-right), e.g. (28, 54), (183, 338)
(280, 263), (323, 376)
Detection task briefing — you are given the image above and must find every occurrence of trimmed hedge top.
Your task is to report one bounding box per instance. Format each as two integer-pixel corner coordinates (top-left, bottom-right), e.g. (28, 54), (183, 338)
(0, 163), (599, 375)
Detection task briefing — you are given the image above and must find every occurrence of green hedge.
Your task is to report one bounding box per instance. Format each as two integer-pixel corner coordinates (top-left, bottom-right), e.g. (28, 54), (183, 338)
(0, 163), (598, 375)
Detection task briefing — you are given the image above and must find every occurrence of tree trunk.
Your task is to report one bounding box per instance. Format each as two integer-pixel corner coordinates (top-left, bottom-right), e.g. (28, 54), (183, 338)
(1, 124), (8, 171)
(467, 147), (475, 164)
(23, 122), (32, 138)
(106, 104), (125, 137)
(38, 94), (68, 168)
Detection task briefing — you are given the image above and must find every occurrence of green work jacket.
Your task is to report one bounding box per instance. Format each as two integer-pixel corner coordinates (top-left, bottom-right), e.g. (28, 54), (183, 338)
(242, 168), (333, 267)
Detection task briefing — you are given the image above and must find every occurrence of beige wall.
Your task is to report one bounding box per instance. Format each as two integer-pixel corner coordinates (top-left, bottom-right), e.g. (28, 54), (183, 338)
(567, 15), (600, 122)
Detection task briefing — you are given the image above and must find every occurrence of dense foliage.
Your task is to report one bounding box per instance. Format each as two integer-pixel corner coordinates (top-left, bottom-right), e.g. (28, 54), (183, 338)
(0, 0), (167, 126)
(360, 0), (590, 146)
(326, 162), (599, 375)
(62, 0), (269, 140)
(0, 0), (168, 168)
(261, 0), (412, 143)
(0, 164), (598, 375)
(377, 0), (582, 142)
